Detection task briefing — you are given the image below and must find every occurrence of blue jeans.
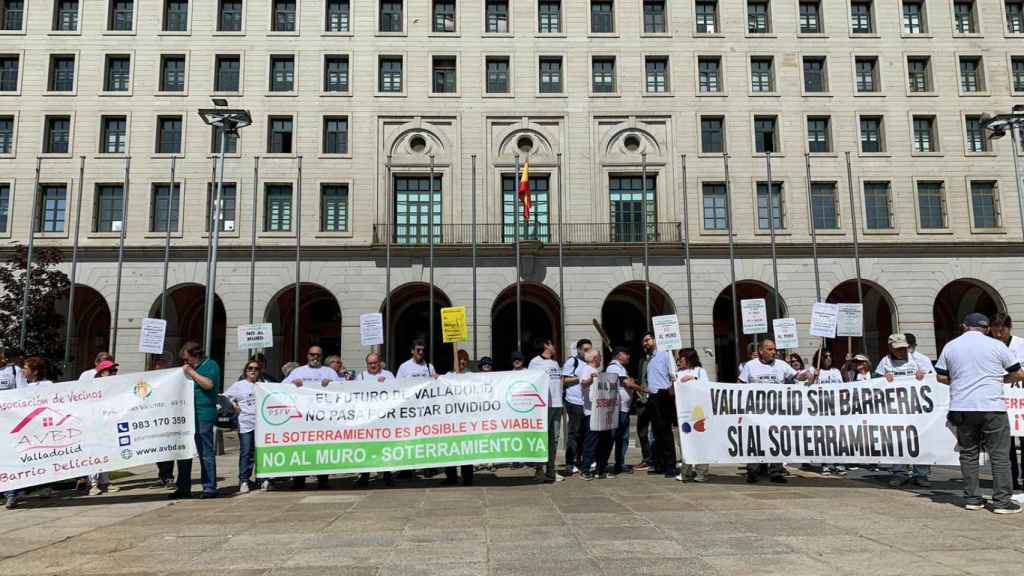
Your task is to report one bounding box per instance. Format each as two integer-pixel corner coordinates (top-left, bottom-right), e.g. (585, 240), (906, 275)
(613, 412), (630, 471)
(177, 419), (217, 495)
(238, 431), (255, 485)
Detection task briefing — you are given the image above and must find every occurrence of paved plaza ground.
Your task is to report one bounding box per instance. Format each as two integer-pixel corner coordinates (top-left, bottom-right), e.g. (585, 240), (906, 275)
(1, 433), (1021, 576)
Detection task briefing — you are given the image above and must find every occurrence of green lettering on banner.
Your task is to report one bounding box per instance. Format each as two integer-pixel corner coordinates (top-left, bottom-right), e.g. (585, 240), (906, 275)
(256, 431), (547, 476)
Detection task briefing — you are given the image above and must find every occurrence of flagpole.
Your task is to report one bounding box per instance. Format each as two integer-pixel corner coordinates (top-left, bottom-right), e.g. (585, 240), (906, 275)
(805, 153), (822, 302)
(249, 156), (259, 325)
(471, 154), (478, 361)
(765, 152), (781, 320)
(160, 157), (176, 322)
(111, 156), (130, 356)
(680, 154), (694, 346)
(641, 152), (652, 330)
(292, 156), (302, 362)
(724, 155), (741, 370)
(63, 155), (86, 372)
(19, 157), (41, 349)
(385, 155), (392, 367)
(428, 154), (435, 368)
(557, 153), (565, 356)
(845, 151), (865, 314)
(513, 154), (522, 353)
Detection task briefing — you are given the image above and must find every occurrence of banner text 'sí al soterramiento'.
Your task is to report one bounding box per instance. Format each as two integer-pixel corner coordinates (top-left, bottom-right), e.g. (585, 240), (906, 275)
(0, 368), (195, 492)
(256, 370), (549, 476)
(676, 376), (960, 465)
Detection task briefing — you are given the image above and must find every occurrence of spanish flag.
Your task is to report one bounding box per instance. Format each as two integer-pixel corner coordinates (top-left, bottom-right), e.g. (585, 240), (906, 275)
(518, 161), (531, 221)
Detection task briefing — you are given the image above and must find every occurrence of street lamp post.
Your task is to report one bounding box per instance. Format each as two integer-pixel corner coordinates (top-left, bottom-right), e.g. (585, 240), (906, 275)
(198, 99), (252, 359)
(982, 106), (1024, 242)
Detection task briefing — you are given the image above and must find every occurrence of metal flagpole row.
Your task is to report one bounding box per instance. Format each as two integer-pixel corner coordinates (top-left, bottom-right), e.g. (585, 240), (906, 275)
(1010, 125), (1024, 243)
(111, 156), (130, 355)
(804, 153), (822, 302)
(513, 154), (522, 353)
(428, 154), (436, 368)
(19, 157), (41, 349)
(249, 156), (259, 325)
(680, 155), (695, 346)
(723, 155), (741, 369)
(641, 152), (651, 329)
(844, 152), (865, 308)
(159, 157), (176, 322)
(293, 155), (303, 362)
(471, 154), (478, 361)
(765, 152), (781, 321)
(63, 156), (86, 372)
(385, 155), (393, 367)
(557, 153), (565, 357)
(205, 131), (228, 358)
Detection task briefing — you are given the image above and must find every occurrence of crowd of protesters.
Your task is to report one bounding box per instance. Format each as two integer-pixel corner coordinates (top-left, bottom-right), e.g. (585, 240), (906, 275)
(1, 310), (1022, 514)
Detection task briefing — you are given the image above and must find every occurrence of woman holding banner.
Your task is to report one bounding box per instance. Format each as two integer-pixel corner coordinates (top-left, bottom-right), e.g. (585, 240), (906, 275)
(225, 360), (263, 493)
(675, 348), (709, 483)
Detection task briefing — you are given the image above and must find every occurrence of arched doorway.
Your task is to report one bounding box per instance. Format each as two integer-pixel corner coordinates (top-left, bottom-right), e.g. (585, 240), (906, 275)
(264, 283), (342, 371)
(933, 279), (1004, 355)
(149, 284), (227, 377)
(54, 285), (111, 375)
(826, 280), (896, 363)
(491, 283), (562, 370)
(381, 283), (452, 374)
(601, 281), (675, 377)
(711, 281), (787, 382)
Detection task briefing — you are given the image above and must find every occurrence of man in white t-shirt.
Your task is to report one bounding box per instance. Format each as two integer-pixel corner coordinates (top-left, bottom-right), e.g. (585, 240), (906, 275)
(937, 313), (1024, 514)
(561, 339), (593, 476)
(0, 348), (25, 391)
(396, 340), (436, 379)
(739, 338), (801, 483)
(878, 333), (934, 488)
(79, 351), (113, 380)
(988, 313), (1024, 491)
(607, 346), (640, 475)
(288, 345), (339, 490)
(529, 337), (564, 483)
(905, 333), (936, 374)
(357, 352), (396, 383)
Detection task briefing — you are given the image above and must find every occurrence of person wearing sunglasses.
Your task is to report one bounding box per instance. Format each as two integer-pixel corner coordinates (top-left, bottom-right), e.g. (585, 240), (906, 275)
(287, 345), (339, 489)
(225, 361), (264, 493)
(396, 339), (437, 379)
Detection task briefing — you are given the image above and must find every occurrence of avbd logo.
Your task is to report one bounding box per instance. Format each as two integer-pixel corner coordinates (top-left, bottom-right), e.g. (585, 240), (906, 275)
(261, 391), (303, 426)
(10, 406), (84, 457)
(680, 405), (707, 434)
(506, 381), (547, 414)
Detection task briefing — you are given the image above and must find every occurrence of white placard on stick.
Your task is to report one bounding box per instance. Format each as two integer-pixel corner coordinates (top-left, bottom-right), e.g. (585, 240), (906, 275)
(237, 323), (274, 350)
(360, 313), (384, 346)
(652, 314), (683, 351)
(741, 298), (768, 335)
(772, 318), (799, 349)
(810, 303), (839, 339)
(138, 318), (167, 355)
(837, 304), (864, 337)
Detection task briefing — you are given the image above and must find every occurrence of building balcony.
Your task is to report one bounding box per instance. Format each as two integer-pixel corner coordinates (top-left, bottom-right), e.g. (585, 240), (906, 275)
(371, 222), (682, 246)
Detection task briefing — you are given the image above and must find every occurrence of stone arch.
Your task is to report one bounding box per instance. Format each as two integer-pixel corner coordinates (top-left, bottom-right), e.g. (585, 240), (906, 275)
(490, 282), (562, 369)
(826, 279), (898, 363)
(380, 282), (453, 374)
(149, 283), (227, 372)
(497, 128), (556, 159)
(601, 281), (675, 376)
(603, 126), (663, 157)
(933, 278), (1005, 354)
(54, 284), (112, 375)
(263, 282), (342, 370)
(711, 280), (789, 382)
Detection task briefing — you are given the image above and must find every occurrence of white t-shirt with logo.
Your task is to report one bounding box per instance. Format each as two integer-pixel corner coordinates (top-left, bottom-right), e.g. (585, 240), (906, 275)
(576, 364), (598, 416)
(528, 355), (562, 408)
(911, 351), (935, 374)
(876, 355), (923, 378)
(224, 380), (258, 433)
(288, 365), (339, 387)
(812, 367), (844, 384)
(357, 369), (395, 383)
(0, 364), (24, 391)
(561, 356), (586, 407)
(937, 330), (1021, 412)
(606, 360), (631, 414)
(739, 359), (797, 385)
(396, 359), (436, 379)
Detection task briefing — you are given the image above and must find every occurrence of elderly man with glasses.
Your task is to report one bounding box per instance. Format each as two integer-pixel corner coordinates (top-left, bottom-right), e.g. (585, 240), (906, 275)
(287, 345), (340, 490)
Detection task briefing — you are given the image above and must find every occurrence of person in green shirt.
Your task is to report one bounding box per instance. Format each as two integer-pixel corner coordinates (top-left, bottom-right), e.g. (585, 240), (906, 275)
(171, 341), (221, 499)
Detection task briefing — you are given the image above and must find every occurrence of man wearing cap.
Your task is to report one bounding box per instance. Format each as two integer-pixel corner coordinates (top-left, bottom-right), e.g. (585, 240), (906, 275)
(606, 346), (640, 475)
(511, 351), (526, 370)
(529, 337), (564, 483)
(479, 357), (495, 372)
(937, 313), (1024, 513)
(877, 334), (934, 487)
(79, 351), (113, 380)
(987, 313), (1024, 490)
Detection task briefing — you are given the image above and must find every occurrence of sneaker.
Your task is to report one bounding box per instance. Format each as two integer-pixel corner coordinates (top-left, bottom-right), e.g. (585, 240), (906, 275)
(912, 477), (932, 488)
(605, 472), (616, 480)
(693, 473), (707, 483)
(992, 501), (1023, 515)
(634, 461), (650, 471)
(261, 480), (272, 491)
(595, 473), (607, 480)
(889, 476), (908, 488)
(770, 475), (788, 484)
(88, 486), (102, 496)
(581, 473), (595, 481)
(199, 492), (218, 500)
(4, 494), (17, 509)
(553, 473), (565, 483)
(239, 482), (250, 494)
(106, 485), (119, 493)
(674, 474), (684, 481)
(820, 469), (832, 477)
(964, 501), (985, 511)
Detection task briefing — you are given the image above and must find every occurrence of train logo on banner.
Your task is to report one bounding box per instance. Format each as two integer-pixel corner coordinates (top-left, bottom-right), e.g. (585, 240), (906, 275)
(505, 381), (547, 414)
(261, 392), (304, 426)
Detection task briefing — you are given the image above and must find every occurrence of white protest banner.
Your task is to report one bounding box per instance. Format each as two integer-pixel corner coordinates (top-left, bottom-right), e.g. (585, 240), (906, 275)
(675, 376), (958, 465)
(772, 318), (799, 349)
(589, 373), (619, 431)
(237, 323), (273, 350)
(138, 318), (167, 355)
(255, 370), (549, 476)
(837, 304), (864, 338)
(1004, 385), (1024, 437)
(360, 313), (384, 347)
(0, 369), (194, 492)
(741, 299), (768, 335)
(652, 314), (683, 351)
(810, 303), (839, 338)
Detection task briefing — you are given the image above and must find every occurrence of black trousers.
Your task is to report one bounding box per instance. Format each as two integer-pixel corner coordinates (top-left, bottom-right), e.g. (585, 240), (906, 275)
(444, 465), (474, 483)
(648, 390), (677, 473)
(636, 401), (652, 463)
(564, 403), (588, 471)
(156, 460), (175, 481)
(1010, 436), (1023, 489)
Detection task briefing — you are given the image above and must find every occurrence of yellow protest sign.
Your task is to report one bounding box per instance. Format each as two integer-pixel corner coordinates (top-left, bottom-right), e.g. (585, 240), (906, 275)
(440, 306), (468, 343)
